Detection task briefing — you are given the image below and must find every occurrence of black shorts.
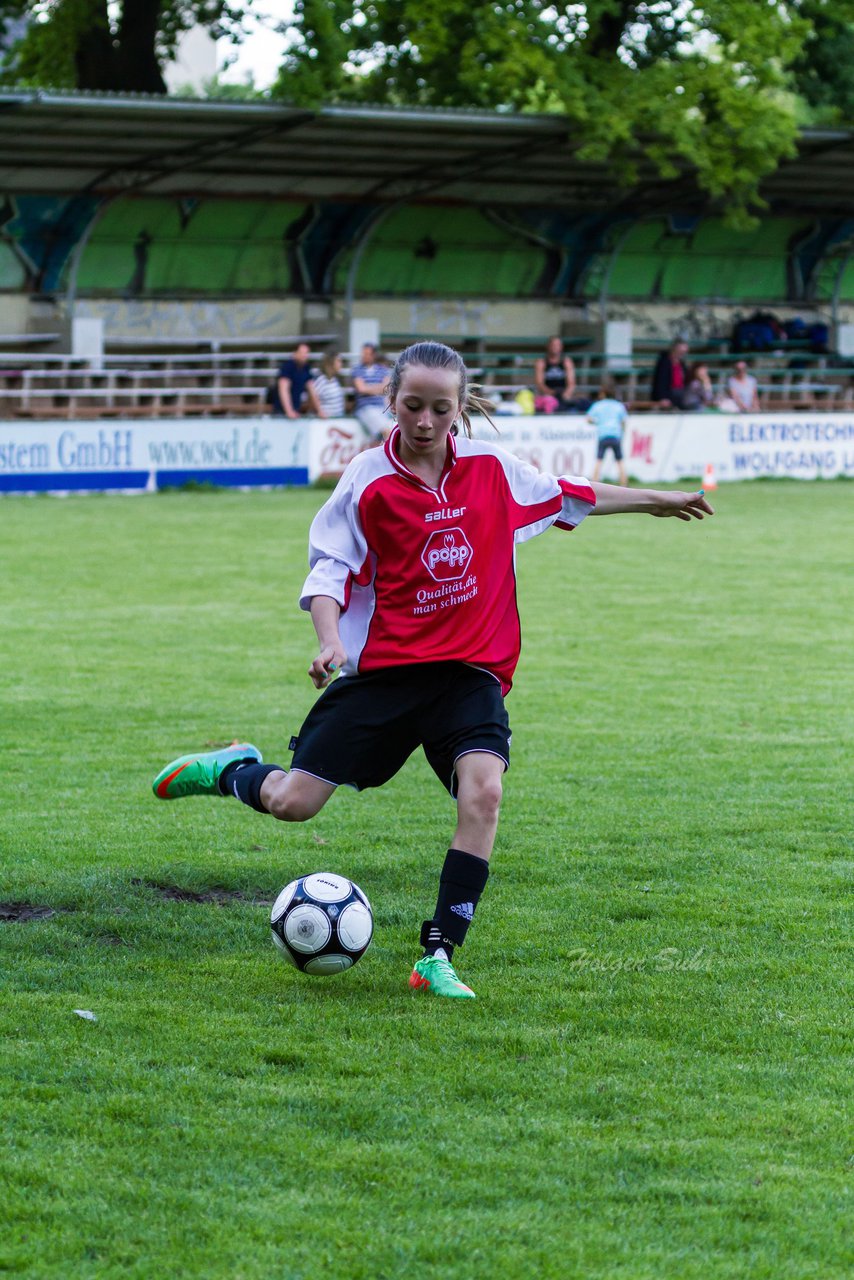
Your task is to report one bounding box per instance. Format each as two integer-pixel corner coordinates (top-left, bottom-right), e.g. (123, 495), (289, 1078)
(597, 436), (623, 461)
(290, 662), (511, 796)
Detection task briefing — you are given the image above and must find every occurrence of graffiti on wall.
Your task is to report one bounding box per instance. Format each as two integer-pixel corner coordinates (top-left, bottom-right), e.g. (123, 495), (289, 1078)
(0, 195), (102, 293)
(3, 191), (854, 312)
(74, 298), (304, 340)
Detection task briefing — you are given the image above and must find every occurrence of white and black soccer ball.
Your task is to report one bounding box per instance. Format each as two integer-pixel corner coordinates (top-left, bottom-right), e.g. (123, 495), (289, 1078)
(270, 872), (373, 975)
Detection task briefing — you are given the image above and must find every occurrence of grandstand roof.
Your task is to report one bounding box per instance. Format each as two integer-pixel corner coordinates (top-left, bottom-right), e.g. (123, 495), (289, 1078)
(2, 89), (854, 214)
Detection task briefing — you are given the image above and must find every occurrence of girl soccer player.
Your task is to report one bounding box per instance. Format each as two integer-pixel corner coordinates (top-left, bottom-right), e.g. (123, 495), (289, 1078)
(153, 342), (713, 999)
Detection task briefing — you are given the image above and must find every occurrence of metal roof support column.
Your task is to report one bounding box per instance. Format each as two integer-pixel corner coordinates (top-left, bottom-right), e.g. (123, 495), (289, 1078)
(341, 133), (558, 340)
(343, 199), (408, 342)
(60, 110), (316, 337)
(831, 249), (854, 336)
(597, 217), (641, 320)
(64, 195), (117, 326)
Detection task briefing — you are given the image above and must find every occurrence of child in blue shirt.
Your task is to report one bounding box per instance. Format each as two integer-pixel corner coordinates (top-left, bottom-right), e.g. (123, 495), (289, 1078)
(588, 377), (628, 485)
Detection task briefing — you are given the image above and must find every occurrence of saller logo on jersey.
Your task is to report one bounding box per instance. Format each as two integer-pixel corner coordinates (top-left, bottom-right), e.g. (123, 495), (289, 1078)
(424, 506), (466, 523)
(421, 527), (474, 582)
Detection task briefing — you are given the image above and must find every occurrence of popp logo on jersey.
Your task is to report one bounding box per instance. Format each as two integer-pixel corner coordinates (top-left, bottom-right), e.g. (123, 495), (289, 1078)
(421, 527), (473, 582)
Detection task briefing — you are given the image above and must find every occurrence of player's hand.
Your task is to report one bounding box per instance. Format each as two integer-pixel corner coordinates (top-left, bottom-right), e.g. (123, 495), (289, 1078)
(309, 644), (347, 689)
(650, 490), (715, 521)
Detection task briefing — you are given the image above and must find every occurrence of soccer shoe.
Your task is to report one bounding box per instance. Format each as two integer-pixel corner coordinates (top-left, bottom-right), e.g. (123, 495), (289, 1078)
(409, 954), (476, 999)
(152, 742), (262, 800)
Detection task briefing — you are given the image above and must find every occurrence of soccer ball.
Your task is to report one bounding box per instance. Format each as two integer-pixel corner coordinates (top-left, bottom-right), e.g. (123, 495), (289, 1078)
(270, 871), (373, 975)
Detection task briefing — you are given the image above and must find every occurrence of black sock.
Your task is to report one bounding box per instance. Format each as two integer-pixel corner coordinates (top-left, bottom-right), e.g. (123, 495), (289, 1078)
(420, 848), (489, 959)
(219, 761), (283, 813)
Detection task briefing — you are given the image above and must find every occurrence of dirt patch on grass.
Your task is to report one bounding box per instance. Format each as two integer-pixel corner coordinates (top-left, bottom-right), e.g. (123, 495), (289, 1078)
(0, 902), (58, 923)
(131, 879), (273, 907)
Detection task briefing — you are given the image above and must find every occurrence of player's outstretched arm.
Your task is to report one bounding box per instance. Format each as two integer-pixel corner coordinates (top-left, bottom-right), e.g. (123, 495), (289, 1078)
(308, 595), (348, 688)
(589, 483), (714, 522)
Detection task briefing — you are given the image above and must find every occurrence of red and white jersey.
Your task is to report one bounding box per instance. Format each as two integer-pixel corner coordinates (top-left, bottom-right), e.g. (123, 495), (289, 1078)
(300, 427), (596, 693)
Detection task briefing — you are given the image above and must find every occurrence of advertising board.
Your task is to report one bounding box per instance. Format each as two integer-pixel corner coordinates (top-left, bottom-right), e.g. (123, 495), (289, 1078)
(2, 412), (853, 493)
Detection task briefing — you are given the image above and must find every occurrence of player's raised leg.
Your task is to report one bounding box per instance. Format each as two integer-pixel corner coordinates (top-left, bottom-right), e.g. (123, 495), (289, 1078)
(152, 741), (262, 799)
(411, 751), (505, 999)
(258, 768), (336, 822)
(153, 744), (335, 822)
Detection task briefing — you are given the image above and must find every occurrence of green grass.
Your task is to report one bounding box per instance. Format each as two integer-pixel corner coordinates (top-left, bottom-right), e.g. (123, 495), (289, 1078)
(1, 482), (852, 1279)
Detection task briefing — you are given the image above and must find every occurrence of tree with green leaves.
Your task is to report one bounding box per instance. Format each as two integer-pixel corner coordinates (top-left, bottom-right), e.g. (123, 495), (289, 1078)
(4, 0), (854, 223)
(791, 1), (854, 124)
(0, 0), (247, 95)
(275, 0), (854, 224)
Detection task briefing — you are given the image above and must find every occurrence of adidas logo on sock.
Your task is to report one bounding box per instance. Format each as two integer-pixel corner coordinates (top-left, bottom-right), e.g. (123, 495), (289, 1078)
(450, 901), (474, 921)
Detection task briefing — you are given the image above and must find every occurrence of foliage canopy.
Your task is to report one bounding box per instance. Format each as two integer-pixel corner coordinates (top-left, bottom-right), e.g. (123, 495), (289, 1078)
(274, 0), (854, 223)
(4, 1), (854, 221)
(0, 0), (246, 95)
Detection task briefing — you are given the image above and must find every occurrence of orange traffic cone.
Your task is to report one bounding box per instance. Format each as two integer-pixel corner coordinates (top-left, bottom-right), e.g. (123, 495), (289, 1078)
(702, 462), (718, 491)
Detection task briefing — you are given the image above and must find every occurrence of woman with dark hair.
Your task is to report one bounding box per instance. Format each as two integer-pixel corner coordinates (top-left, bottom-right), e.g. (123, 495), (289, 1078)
(651, 340), (690, 408)
(534, 336), (584, 412)
(726, 360), (760, 412)
(685, 362), (714, 411)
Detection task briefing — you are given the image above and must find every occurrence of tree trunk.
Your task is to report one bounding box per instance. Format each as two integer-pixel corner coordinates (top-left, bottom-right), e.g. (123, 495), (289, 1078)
(585, 1), (638, 59)
(115, 0), (167, 93)
(73, 0), (120, 91)
(73, 0), (167, 93)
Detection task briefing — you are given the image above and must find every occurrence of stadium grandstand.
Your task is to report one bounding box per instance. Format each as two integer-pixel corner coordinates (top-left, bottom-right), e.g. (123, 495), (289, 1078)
(3, 90), (854, 419)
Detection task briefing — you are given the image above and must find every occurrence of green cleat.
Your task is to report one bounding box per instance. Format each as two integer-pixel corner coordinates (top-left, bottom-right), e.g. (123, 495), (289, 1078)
(409, 954), (476, 999)
(152, 741), (262, 800)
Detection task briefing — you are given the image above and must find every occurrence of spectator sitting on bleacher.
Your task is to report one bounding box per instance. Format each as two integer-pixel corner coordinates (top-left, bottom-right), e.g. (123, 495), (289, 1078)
(534, 336), (588, 413)
(313, 349), (346, 418)
(352, 343), (392, 440)
(684, 362), (714, 411)
(651, 339), (689, 409)
(273, 342), (323, 419)
(725, 359), (760, 413)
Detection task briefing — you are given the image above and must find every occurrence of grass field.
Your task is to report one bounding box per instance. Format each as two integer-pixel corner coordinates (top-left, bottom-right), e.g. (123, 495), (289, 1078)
(1, 480), (852, 1279)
